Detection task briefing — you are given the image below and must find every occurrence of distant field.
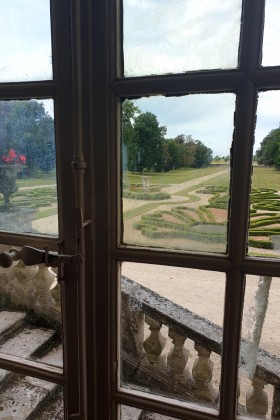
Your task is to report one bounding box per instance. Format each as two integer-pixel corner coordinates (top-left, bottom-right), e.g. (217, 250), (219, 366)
(17, 174), (56, 188)
(252, 166), (280, 189)
(124, 166), (225, 186)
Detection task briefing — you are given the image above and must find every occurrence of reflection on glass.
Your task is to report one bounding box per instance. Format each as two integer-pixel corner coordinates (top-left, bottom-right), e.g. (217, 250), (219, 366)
(249, 91), (280, 258)
(0, 0), (52, 82)
(0, 243), (62, 368)
(262, 0), (280, 66)
(121, 405), (179, 419)
(0, 371), (63, 419)
(121, 262), (224, 412)
(239, 275), (280, 419)
(121, 94), (235, 253)
(0, 99), (58, 236)
(123, 0), (242, 77)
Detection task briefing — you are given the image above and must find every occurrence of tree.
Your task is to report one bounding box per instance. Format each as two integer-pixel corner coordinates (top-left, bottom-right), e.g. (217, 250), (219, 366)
(122, 100), (140, 171)
(133, 112), (166, 172)
(192, 140), (213, 168)
(256, 126), (280, 168)
(0, 100), (55, 176)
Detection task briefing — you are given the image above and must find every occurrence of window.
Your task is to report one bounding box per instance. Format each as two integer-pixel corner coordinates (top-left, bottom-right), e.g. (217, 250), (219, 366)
(91, 0), (280, 419)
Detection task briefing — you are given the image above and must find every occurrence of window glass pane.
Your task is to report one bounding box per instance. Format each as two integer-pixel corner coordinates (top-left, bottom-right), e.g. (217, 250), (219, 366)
(0, 0), (52, 82)
(249, 91), (280, 258)
(121, 94), (235, 253)
(262, 0), (280, 67)
(239, 275), (280, 419)
(121, 262), (224, 413)
(123, 0), (242, 77)
(0, 243), (63, 369)
(121, 405), (180, 419)
(0, 370), (63, 418)
(0, 99), (58, 236)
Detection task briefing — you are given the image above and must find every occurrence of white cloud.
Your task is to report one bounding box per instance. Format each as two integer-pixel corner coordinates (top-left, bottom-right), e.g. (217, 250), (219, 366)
(124, 0), (242, 76)
(0, 0), (52, 82)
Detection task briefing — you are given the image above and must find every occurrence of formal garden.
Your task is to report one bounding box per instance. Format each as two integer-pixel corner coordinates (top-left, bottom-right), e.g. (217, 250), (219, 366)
(122, 165), (280, 255)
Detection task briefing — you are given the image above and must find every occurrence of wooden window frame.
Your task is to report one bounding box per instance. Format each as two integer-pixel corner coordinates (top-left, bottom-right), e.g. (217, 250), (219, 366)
(88, 0), (280, 419)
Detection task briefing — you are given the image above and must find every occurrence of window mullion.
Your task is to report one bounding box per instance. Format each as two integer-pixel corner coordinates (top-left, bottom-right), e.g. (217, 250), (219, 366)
(239, 0), (265, 73)
(111, 70), (245, 98)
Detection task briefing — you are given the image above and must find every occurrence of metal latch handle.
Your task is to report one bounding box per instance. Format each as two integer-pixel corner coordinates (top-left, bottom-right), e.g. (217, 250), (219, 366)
(0, 245), (83, 269)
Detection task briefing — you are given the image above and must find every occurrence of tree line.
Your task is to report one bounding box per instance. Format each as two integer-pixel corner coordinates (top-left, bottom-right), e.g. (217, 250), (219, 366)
(0, 100), (55, 176)
(255, 125), (280, 169)
(122, 100), (213, 172)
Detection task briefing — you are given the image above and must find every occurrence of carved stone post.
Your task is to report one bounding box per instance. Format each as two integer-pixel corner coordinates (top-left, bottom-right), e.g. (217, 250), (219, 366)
(10, 261), (38, 305)
(121, 292), (145, 357)
(167, 327), (189, 385)
(32, 265), (56, 307)
(246, 374), (268, 418)
(50, 267), (61, 309)
(143, 315), (166, 368)
(272, 386), (280, 418)
(192, 342), (218, 402)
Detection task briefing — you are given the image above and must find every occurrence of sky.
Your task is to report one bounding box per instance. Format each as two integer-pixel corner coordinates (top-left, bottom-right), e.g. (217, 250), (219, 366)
(123, 0), (280, 157)
(0, 0), (279, 157)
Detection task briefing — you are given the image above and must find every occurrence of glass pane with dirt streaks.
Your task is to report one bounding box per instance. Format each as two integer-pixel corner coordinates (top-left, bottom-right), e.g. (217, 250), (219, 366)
(0, 99), (58, 236)
(262, 0), (280, 67)
(121, 94), (235, 253)
(120, 262), (225, 414)
(0, 0), (52, 82)
(248, 91), (280, 258)
(0, 243), (63, 369)
(0, 370), (64, 419)
(123, 0), (242, 77)
(238, 275), (280, 419)
(121, 405), (181, 419)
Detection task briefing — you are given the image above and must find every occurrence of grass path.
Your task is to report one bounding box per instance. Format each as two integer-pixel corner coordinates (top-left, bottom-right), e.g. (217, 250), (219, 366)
(161, 168), (229, 194)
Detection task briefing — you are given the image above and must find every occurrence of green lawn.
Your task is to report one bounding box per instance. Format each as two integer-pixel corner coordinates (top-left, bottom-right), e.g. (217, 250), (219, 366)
(17, 174), (56, 188)
(123, 166), (225, 186)
(252, 166), (280, 189)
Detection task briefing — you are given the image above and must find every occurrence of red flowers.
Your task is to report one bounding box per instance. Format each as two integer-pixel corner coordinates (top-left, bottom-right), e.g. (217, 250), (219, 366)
(1, 150), (26, 165)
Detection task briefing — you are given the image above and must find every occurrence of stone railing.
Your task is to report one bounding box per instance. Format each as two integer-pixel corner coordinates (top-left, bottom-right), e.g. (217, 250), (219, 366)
(122, 276), (280, 418)
(0, 251), (61, 325)
(1, 256), (280, 418)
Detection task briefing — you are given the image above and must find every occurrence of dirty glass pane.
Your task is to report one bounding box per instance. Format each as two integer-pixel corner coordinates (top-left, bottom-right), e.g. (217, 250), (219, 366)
(0, 0), (52, 82)
(0, 99), (58, 236)
(121, 405), (180, 419)
(120, 262), (224, 413)
(121, 94), (235, 253)
(239, 275), (280, 419)
(123, 0), (242, 77)
(0, 371), (63, 418)
(0, 243), (63, 369)
(262, 0), (280, 67)
(248, 91), (280, 258)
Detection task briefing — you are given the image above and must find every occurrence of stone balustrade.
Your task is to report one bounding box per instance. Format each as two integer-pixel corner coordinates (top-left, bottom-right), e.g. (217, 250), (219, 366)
(0, 256), (61, 324)
(1, 259), (280, 418)
(122, 276), (280, 418)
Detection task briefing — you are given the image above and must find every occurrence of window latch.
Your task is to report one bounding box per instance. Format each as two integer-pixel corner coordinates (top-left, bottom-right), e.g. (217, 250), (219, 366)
(0, 245), (84, 269)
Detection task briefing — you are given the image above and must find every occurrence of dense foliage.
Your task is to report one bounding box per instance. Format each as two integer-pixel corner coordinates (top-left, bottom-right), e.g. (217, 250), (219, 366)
(122, 100), (213, 172)
(255, 125), (280, 169)
(0, 100), (55, 176)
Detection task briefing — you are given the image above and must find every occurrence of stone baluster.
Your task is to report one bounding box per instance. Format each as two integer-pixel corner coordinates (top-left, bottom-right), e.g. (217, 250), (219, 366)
(192, 342), (218, 402)
(143, 315), (166, 368)
(167, 327), (189, 385)
(121, 292), (145, 357)
(49, 267), (61, 309)
(246, 374), (268, 418)
(32, 265), (56, 307)
(10, 261), (38, 306)
(272, 386), (280, 418)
